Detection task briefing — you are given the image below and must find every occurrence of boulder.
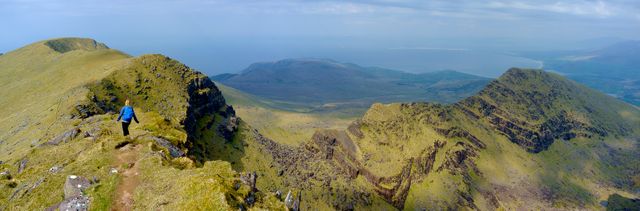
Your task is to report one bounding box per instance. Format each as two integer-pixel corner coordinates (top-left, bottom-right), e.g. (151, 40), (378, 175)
(284, 190), (293, 208)
(49, 165), (63, 174)
(46, 128), (81, 145)
(64, 175), (90, 198)
(240, 171), (257, 192)
(0, 171), (11, 180)
(151, 136), (185, 158)
(58, 195), (90, 211)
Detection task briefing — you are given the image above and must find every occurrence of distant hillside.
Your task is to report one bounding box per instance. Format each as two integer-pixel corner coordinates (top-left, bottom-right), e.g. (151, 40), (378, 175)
(527, 40), (640, 105)
(212, 68), (640, 210)
(213, 58), (490, 112)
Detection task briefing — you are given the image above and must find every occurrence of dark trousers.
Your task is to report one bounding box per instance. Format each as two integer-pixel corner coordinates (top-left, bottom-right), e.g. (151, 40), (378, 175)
(122, 121), (130, 136)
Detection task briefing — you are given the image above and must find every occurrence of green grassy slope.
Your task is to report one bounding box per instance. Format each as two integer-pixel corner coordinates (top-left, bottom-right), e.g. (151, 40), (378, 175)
(218, 84), (356, 146)
(0, 38), (131, 161)
(0, 38), (285, 210)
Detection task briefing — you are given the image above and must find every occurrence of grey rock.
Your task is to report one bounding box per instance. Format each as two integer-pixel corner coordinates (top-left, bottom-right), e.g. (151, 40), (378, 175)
(240, 171), (257, 192)
(64, 175), (90, 198)
(0, 171), (11, 180)
(49, 165), (63, 173)
(91, 176), (99, 184)
(17, 158), (28, 174)
(217, 116), (239, 142)
(284, 190), (293, 209)
(27, 177), (45, 194)
(275, 190), (282, 200)
(46, 128), (81, 145)
(244, 192), (256, 206)
(58, 195), (90, 211)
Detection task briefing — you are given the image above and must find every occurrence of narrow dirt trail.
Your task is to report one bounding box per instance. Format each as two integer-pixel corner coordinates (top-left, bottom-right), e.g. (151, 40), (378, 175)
(112, 143), (143, 211)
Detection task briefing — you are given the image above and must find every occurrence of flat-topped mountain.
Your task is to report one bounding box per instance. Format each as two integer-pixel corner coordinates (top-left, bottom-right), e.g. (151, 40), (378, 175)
(213, 58), (490, 112)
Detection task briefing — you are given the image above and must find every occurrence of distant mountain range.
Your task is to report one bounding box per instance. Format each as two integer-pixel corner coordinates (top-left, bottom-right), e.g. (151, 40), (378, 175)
(213, 58), (490, 112)
(522, 40), (640, 105)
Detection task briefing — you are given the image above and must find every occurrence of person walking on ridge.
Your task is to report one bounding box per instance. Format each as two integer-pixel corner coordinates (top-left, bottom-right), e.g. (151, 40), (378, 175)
(117, 99), (139, 137)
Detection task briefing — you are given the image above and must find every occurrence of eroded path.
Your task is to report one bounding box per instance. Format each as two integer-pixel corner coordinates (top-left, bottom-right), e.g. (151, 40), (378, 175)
(112, 143), (143, 211)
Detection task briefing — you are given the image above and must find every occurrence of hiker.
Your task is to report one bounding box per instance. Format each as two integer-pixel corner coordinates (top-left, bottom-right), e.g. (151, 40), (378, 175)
(116, 99), (139, 136)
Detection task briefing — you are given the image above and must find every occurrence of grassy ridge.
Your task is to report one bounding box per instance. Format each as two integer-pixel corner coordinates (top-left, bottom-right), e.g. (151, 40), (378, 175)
(0, 38), (285, 210)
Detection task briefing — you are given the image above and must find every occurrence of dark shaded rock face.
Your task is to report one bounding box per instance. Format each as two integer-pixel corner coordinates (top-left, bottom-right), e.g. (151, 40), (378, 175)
(184, 75), (230, 141)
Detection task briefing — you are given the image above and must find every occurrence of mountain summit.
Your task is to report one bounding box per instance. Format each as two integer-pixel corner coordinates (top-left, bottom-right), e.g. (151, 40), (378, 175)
(43, 38), (110, 53)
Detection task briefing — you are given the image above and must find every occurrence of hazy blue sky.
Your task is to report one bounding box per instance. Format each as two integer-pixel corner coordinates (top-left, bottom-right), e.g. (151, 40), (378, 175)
(2, 0), (639, 76)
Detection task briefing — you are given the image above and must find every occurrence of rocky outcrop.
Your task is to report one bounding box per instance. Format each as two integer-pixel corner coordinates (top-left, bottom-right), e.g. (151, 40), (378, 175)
(151, 136), (185, 158)
(347, 120), (364, 139)
(437, 142), (480, 175)
(52, 175), (92, 211)
(217, 116), (239, 142)
(17, 158), (28, 174)
(63, 175), (90, 198)
(434, 127), (485, 149)
(44, 128), (81, 146)
(184, 75), (230, 140)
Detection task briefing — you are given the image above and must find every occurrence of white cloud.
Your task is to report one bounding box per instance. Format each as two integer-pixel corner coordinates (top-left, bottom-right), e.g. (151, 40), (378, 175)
(487, 0), (616, 17)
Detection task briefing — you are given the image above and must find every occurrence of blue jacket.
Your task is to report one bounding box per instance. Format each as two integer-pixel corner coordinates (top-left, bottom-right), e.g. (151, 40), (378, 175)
(117, 106), (139, 123)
